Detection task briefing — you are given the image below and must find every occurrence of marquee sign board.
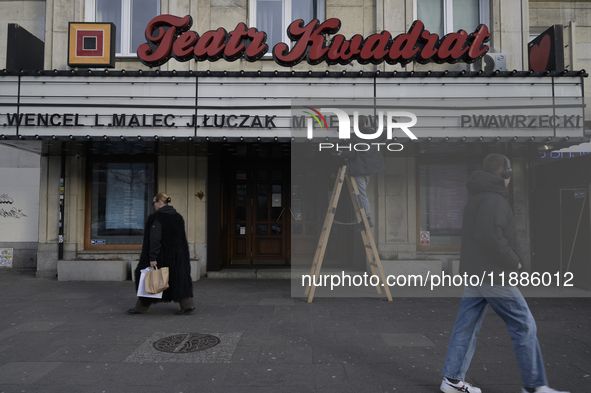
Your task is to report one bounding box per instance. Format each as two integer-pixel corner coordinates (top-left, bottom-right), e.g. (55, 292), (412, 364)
(0, 75), (585, 140)
(137, 16), (491, 68)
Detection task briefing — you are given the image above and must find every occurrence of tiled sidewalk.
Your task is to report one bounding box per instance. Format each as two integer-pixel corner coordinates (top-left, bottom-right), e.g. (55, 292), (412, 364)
(0, 272), (589, 393)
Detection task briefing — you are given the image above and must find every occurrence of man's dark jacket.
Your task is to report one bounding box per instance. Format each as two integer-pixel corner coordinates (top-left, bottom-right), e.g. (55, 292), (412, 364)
(340, 127), (386, 176)
(460, 170), (524, 277)
(134, 205), (193, 303)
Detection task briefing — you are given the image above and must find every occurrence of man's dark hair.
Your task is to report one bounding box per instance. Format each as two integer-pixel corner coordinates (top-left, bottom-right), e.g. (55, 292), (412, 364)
(482, 153), (508, 177)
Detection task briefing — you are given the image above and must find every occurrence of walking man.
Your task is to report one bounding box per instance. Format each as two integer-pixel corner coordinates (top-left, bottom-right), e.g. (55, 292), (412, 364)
(440, 154), (568, 393)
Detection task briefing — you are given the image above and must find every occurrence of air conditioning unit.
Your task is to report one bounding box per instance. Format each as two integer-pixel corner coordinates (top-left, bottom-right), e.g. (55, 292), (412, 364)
(469, 53), (507, 71)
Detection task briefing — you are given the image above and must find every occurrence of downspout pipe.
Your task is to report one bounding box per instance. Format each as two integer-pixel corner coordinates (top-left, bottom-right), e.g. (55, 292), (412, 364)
(58, 142), (65, 260)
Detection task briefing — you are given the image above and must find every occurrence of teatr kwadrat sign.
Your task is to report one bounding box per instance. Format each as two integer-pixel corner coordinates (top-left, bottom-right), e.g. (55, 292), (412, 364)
(137, 16), (491, 67)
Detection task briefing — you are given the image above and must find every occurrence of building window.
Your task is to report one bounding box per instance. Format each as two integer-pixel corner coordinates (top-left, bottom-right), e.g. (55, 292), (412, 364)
(417, 161), (480, 250)
(249, 0), (325, 55)
(86, 159), (155, 249)
(86, 0), (160, 56)
(415, 0), (489, 36)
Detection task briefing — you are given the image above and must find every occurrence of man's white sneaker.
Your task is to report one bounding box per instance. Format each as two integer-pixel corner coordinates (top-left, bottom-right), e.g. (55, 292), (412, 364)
(440, 377), (482, 393)
(521, 386), (570, 393)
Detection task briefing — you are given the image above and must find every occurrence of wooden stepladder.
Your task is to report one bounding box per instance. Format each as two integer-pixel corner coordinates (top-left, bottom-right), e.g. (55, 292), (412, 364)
(304, 165), (393, 303)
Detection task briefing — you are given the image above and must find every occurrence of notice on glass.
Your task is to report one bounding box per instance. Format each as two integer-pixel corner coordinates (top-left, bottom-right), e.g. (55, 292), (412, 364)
(420, 231), (430, 245)
(105, 168), (145, 230)
(272, 193), (282, 207)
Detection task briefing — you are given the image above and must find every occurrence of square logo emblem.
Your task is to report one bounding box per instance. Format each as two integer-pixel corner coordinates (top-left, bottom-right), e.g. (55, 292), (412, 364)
(68, 22), (115, 68)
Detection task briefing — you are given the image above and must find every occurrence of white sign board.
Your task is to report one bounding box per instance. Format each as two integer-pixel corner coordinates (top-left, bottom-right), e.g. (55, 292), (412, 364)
(0, 75), (584, 140)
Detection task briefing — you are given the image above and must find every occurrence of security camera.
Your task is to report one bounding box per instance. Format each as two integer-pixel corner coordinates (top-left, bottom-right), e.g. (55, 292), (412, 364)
(75, 154), (81, 159)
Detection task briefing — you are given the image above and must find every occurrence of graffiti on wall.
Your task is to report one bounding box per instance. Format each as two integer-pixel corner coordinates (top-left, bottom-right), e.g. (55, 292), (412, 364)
(0, 169), (40, 242)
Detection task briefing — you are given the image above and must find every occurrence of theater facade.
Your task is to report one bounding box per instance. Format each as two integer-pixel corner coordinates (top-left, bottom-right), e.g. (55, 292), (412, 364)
(0, 1), (589, 288)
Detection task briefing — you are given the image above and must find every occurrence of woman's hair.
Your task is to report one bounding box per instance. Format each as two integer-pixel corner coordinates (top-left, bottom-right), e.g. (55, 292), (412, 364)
(154, 192), (171, 204)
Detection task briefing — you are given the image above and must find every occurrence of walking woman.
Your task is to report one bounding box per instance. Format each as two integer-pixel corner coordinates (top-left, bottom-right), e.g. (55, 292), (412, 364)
(127, 193), (195, 315)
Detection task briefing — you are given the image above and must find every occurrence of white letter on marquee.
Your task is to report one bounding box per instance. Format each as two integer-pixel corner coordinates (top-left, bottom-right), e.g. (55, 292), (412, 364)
(387, 112), (418, 140)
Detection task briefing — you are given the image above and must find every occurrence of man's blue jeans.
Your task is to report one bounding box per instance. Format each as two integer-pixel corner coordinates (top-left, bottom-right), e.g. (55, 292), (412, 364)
(354, 175), (371, 217)
(442, 284), (548, 389)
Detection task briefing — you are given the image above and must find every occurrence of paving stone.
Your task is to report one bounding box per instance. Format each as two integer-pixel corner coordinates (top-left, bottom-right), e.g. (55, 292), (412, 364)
(258, 345), (313, 363)
(224, 320), (271, 333)
(282, 364), (348, 387)
(312, 345), (368, 364)
(268, 320), (313, 335)
(258, 298), (295, 306)
(237, 332), (288, 347)
(311, 319), (357, 330)
(237, 305), (278, 314)
(93, 344), (139, 363)
(343, 362), (410, 387)
(380, 333), (436, 347)
(361, 345), (401, 363)
(334, 332), (386, 347)
(222, 363), (285, 386)
(0, 362), (62, 384)
(42, 343), (116, 362)
(352, 319), (402, 333)
(287, 331), (338, 347)
(277, 385), (316, 393)
(316, 382), (383, 392)
(274, 304), (312, 314)
(0, 331), (71, 362)
(229, 346), (262, 363)
(210, 387), (280, 393)
(0, 385), (124, 393)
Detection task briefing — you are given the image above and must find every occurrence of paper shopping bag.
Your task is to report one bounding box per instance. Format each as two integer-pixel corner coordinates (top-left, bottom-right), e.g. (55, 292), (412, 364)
(145, 266), (169, 294)
(137, 267), (163, 298)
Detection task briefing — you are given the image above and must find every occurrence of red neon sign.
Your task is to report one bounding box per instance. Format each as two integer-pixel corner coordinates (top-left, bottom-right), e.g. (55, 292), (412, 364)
(137, 15), (490, 68)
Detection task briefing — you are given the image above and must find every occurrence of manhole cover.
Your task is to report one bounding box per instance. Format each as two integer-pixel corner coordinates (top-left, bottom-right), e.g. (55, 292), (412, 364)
(153, 333), (220, 353)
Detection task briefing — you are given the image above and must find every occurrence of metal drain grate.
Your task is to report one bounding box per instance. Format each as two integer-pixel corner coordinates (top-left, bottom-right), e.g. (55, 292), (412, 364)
(153, 333), (220, 353)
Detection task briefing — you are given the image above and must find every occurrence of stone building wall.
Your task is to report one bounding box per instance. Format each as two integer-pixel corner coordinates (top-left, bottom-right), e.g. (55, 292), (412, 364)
(0, 0), (46, 69)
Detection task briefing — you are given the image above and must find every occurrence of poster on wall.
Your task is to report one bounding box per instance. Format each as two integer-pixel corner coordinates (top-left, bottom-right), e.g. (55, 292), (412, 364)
(0, 248), (13, 268)
(0, 168), (40, 242)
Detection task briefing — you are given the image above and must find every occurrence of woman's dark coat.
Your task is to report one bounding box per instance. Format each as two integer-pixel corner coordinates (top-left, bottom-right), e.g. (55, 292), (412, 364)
(134, 205), (193, 303)
(459, 170), (524, 277)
